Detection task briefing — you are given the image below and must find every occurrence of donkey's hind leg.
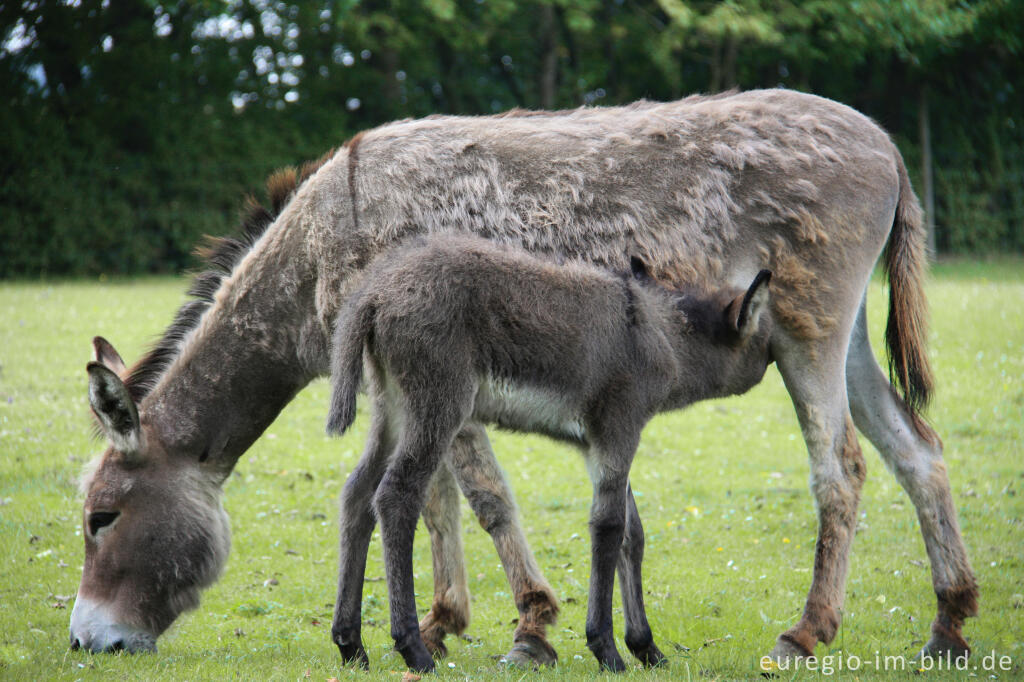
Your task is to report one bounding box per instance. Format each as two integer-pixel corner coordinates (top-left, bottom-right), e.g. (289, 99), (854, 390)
(332, 404), (395, 669)
(447, 422), (560, 667)
(767, 330), (866, 662)
(846, 300), (977, 659)
(618, 484), (666, 667)
(418, 461), (471, 659)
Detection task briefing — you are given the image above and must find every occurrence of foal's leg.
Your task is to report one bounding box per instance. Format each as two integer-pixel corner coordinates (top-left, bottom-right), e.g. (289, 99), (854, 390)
(331, 406), (395, 668)
(418, 462), (470, 659)
(446, 422), (560, 667)
(583, 427), (641, 672)
(618, 484), (666, 667)
(768, 331), (866, 661)
(375, 382), (475, 673)
(846, 301), (977, 659)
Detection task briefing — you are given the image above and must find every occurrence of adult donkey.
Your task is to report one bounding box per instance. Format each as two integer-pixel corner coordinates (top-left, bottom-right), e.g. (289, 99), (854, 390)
(72, 89), (976, 667)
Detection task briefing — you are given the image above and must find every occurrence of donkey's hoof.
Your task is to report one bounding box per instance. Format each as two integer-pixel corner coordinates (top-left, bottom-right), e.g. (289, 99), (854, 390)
(914, 632), (971, 663)
(501, 634), (558, 668)
(761, 636), (813, 673)
(420, 627), (448, 660)
(426, 638), (448, 660)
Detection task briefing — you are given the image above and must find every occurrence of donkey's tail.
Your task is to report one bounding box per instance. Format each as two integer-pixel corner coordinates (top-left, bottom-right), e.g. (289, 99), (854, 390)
(884, 147), (935, 431)
(327, 289), (375, 436)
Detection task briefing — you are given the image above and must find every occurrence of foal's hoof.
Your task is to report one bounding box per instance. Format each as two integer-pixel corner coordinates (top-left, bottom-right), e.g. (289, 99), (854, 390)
(598, 652), (628, 673)
(337, 642), (370, 670)
(631, 642), (667, 668)
(501, 633), (558, 668)
(396, 636), (436, 674)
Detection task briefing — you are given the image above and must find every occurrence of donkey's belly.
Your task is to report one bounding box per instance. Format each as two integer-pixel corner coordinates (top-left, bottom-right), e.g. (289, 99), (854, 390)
(474, 376), (586, 443)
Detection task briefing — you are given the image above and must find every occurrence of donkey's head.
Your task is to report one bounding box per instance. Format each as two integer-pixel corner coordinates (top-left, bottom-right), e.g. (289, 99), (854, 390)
(70, 339), (230, 653)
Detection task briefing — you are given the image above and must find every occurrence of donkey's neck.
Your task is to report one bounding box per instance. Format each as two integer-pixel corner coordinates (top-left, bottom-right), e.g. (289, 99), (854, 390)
(142, 212), (329, 476)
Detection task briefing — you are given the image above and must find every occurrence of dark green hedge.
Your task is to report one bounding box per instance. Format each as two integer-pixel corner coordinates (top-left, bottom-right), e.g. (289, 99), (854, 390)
(1, 0), (1021, 277)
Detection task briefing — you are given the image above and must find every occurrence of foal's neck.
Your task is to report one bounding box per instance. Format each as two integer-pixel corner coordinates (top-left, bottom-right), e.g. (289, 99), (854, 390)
(143, 217), (328, 476)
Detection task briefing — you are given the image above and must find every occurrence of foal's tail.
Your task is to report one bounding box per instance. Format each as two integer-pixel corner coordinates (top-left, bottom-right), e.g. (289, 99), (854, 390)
(884, 148), (936, 436)
(327, 289), (376, 436)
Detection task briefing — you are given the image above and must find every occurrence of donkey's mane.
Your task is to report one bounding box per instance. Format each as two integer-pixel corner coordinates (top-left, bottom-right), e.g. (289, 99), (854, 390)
(123, 150), (335, 402)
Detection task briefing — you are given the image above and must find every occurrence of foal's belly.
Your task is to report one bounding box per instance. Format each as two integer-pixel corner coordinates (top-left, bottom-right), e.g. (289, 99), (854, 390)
(474, 376), (586, 443)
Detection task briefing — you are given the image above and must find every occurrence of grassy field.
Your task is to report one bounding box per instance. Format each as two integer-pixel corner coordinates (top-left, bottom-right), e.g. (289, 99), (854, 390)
(1, 260), (1022, 680)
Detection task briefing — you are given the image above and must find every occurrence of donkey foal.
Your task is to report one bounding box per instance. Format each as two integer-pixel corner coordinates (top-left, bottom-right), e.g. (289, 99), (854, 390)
(327, 235), (774, 672)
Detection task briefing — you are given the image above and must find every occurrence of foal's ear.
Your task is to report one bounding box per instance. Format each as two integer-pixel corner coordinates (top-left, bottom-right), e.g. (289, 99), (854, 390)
(630, 256), (651, 282)
(726, 270), (772, 340)
(92, 336), (128, 377)
(87, 362), (141, 455)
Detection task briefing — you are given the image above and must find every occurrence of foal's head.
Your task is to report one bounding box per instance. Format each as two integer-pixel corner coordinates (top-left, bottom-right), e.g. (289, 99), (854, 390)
(630, 259), (775, 404)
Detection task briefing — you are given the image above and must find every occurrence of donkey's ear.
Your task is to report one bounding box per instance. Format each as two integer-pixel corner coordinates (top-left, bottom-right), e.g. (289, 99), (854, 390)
(726, 270), (772, 339)
(630, 256), (651, 282)
(87, 362), (141, 455)
(92, 336), (127, 377)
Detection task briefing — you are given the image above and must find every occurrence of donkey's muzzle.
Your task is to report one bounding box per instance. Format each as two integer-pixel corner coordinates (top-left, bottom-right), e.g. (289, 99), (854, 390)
(69, 595), (157, 653)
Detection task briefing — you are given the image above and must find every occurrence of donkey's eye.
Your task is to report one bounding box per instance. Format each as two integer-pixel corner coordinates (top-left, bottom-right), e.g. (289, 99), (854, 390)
(88, 511), (121, 537)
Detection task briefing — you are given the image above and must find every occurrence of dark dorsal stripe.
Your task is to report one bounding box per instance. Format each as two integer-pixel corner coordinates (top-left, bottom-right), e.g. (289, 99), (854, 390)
(123, 149), (336, 403)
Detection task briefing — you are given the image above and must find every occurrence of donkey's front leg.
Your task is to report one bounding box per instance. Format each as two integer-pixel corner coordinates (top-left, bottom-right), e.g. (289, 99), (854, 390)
(418, 461), (470, 659)
(618, 484), (666, 667)
(332, 411), (394, 669)
(448, 422), (560, 668)
(768, 338), (865, 663)
(583, 436), (639, 672)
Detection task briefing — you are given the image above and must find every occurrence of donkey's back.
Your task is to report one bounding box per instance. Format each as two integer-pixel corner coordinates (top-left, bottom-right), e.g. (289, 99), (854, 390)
(348, 88), (895, 280)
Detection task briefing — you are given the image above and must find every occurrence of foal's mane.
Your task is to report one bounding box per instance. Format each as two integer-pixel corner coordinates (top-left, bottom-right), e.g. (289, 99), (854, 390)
(123, 150), (335, 403)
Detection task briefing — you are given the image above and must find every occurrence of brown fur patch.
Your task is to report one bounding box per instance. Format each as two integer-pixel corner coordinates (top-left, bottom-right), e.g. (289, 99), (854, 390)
(842, 414), (867, 486)
(807, 600), (843, 644)
(758, 235), (837, 340)
(937, 584), (980, 622)
(266, 167), (299, 214)
(425, 595), (468, 635)
(778, 625), (817, 657)
(515, 587), (560, 628)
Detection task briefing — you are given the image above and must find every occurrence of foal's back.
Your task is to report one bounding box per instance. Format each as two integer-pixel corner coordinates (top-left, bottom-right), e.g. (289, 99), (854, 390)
(365, 236), (644, 389)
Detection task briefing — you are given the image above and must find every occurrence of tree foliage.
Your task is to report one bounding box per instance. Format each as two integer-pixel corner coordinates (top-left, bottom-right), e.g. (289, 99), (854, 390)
(1, 0), (1020, 276)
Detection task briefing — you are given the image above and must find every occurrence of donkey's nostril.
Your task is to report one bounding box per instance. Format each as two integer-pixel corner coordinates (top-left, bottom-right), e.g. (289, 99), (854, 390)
(70, 636), (81, 650)
(109, 640), (125, 653)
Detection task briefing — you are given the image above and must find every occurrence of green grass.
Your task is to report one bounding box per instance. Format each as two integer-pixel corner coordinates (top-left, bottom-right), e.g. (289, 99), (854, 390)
(1, 263), (1022, 680)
